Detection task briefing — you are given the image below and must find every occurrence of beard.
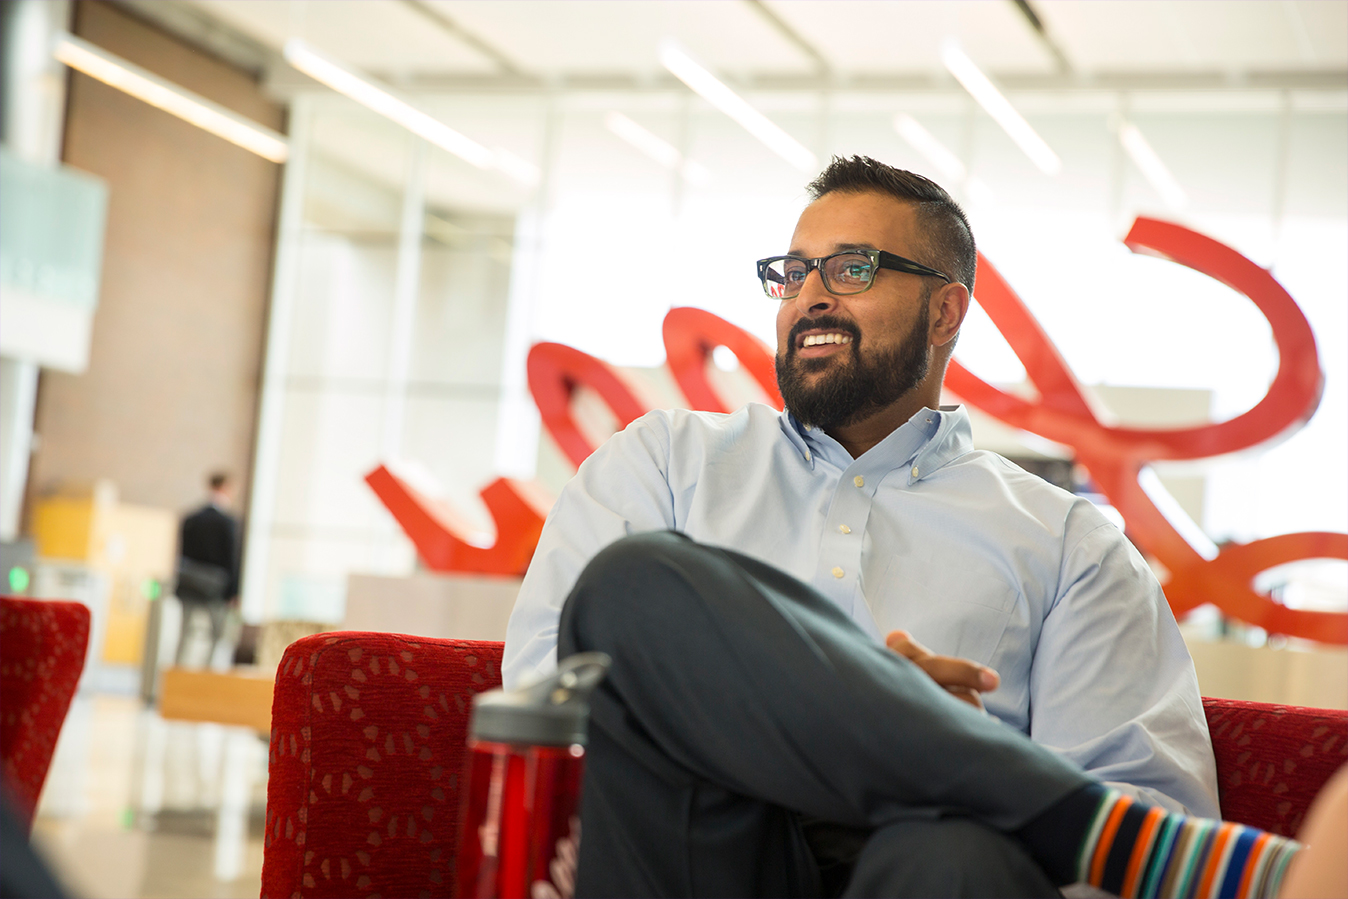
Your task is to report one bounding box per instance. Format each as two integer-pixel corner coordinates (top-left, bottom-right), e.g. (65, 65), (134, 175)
(775, 298), (930, 432)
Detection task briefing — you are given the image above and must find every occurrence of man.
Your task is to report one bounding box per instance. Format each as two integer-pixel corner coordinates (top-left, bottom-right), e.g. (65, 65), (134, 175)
(175, 471), (240, 667)
(504, 158), (1292, 897)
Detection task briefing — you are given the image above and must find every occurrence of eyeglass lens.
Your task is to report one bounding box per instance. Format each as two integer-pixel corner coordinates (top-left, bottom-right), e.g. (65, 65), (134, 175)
(763, 252), (876, 299)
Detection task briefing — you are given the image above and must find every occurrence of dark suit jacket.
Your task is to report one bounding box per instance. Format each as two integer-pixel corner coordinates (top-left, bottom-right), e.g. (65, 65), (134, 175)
(178, 504), (240, 600)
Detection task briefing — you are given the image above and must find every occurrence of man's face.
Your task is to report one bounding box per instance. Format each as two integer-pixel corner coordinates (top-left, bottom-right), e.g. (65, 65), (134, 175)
(774, 191), (935, 430)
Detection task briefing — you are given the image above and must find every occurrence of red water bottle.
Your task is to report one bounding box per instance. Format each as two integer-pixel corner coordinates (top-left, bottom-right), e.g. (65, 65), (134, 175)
(456, 653), (610, 899)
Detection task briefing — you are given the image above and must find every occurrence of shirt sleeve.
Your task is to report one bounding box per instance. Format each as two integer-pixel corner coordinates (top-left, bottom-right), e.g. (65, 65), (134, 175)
(1029, 520), (1221, 817)
(502, 413), (678, 689)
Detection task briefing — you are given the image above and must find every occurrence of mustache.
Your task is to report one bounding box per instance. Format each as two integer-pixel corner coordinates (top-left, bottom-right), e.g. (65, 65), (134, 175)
(785, 315), (860, 354)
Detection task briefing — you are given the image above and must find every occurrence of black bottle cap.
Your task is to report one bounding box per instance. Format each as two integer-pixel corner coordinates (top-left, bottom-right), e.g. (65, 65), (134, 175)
(470, 652), (611, 746)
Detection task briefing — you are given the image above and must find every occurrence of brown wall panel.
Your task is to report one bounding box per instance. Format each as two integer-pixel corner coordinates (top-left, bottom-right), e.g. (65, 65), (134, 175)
(30, 0), (282, 516)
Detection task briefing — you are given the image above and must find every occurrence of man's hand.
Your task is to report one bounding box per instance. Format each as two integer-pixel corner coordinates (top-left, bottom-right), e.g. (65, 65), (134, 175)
(885, 630), (1000, 711)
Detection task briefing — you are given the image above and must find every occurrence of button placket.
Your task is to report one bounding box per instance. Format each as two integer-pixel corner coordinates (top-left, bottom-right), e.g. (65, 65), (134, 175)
(819, 469), (872, 611)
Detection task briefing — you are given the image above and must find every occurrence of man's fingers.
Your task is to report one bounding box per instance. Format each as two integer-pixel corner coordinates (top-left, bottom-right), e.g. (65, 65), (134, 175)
(886, 630), (999, 692)
(921, 656), (1000, 692)
(885, 629), (929, 659)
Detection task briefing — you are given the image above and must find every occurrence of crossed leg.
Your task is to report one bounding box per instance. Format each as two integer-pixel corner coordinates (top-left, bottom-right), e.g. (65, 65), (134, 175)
(558, 532), (1304, 899)
(558, 531), (1086, 897)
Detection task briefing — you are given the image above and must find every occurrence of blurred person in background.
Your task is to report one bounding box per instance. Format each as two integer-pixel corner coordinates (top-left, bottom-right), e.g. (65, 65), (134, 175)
(174, 471), (240, 668)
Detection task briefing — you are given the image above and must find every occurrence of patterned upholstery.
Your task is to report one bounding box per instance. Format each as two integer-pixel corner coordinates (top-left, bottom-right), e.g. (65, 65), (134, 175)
(1203, 696), (1348, 836)
(0, 596), (91, 832)
(262, 632), (503, 899)
(262, 634), (1348, 898)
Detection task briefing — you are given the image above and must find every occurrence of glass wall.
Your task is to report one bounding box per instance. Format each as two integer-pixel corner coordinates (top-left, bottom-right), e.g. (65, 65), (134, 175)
(243, 82), (1347, 623)
(243, 95), (529, 622)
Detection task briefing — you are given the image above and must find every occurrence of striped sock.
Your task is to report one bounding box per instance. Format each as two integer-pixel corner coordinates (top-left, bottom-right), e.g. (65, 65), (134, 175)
(1077, 789), (1302, 899)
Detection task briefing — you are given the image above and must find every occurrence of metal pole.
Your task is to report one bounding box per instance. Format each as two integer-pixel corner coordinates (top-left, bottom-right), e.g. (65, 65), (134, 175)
(238, 95), (312, 624)
(381, 136), (427, 461)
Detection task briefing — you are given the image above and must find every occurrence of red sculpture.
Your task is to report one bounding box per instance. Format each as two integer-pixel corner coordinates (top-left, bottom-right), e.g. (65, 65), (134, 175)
(367, 218), (1347, 644)
(943, 218), (1343, 643)
(365, 468), (552, 576)
(525, 341), (653, 469)
(662, 306), (782, 414)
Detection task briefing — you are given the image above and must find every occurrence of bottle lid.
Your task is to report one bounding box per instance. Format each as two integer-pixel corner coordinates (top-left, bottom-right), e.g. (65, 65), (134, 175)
(470, 652), (611, 746)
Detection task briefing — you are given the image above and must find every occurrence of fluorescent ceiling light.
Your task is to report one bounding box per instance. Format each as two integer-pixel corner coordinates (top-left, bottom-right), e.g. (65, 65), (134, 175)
(53, 33), (288, 163)
(283, 39), (535, 185)
(1118, 121), (1189, 211)
(283, 38), (490, 166)
(658, 41), (816, 173)
(492, 148), (542, 187)
(940, 40), (1061, 176)
(893, 113), (966, 182)
(891, 114), (993, 206)
(604, 112), (709, 184)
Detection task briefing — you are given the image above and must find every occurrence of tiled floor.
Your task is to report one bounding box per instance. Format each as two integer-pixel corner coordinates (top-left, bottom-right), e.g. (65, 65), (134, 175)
(31, 691), (267, 899)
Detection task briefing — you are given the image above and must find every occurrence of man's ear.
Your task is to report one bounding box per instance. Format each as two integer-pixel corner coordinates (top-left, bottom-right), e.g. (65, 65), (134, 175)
(929, 281), (971, 349)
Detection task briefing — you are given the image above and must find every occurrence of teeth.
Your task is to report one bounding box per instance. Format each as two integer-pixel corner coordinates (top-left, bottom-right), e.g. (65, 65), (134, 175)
(802, 333), (852, 347)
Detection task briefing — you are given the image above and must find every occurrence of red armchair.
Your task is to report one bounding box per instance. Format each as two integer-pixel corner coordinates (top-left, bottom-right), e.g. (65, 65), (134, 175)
(263, 633), (505, 899)
(0, 596), (92, 832)
(262, 632), (1348, 898)
(1203, 696), (1347, 835)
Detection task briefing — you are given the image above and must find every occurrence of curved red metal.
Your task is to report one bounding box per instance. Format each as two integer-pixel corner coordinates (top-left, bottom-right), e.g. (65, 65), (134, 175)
(525, 341), (652, 469)
(662, 307), (783, 413)
(364, 466), (552, 576)
(944, 218), (1344, 644)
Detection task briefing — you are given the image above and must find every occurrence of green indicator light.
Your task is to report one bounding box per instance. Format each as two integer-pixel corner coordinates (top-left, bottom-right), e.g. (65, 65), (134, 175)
(142, 578), (162, 600)
(8, 566), (30, 593)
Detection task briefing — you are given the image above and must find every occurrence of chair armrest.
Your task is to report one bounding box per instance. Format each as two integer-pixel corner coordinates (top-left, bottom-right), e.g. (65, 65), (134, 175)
(0, 596), (91, 832)
(1204, 696), (1348, 835)
(262, 632), (503, 898)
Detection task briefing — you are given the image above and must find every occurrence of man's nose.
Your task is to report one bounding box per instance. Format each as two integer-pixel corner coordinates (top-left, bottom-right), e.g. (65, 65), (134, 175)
(794, 268), (837, 315)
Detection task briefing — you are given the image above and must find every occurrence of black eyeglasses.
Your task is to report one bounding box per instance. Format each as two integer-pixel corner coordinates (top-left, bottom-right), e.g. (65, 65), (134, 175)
(756, 249), (951, 299)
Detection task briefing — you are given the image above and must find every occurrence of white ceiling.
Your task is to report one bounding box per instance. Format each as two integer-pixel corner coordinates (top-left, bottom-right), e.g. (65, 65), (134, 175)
(131, 0), (1348, 223)
(182, 0), (1348, 86)
(1040, 1), (1344, 72)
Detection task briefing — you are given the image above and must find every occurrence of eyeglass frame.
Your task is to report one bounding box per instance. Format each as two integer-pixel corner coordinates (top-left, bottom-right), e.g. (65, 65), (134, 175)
(756, 248), (952, 300)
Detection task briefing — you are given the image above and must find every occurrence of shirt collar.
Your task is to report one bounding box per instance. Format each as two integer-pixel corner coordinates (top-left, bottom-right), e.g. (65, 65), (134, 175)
(779, 404), (974, 480)
(779, 409), (814, 459)
(909, 405), (975, 482)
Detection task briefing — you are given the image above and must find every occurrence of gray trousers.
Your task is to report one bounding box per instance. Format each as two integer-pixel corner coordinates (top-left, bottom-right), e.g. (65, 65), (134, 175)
(176, 596), (229, 666)
(557, 531), (1090, 898)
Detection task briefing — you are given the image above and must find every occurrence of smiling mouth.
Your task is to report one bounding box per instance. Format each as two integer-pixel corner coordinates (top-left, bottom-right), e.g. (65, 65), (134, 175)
(799, 332), (853, 348)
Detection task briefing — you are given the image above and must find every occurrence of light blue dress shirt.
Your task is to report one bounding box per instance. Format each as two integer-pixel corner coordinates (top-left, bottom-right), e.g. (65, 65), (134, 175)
(504, 403), (1220, 816)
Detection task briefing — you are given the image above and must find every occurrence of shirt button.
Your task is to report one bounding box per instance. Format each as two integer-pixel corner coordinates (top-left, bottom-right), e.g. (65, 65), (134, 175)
(832, 566), (844, 578)
(853, 475), (864, 488)
(911, 466), (920, 478)
(838, 524), (851, 534)
(805, 451), (811, 461)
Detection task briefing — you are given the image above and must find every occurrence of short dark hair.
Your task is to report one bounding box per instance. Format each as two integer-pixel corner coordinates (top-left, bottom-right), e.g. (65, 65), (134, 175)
(806, 155), (976, 294)
(208, 471), (230, 491)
